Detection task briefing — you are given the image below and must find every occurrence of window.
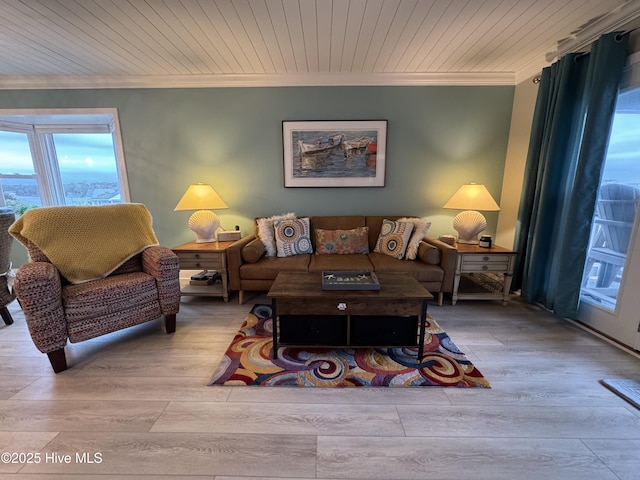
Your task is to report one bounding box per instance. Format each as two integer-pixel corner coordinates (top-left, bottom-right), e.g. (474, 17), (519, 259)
(580, 55), (640, 310)
(0, 110), (129, 214)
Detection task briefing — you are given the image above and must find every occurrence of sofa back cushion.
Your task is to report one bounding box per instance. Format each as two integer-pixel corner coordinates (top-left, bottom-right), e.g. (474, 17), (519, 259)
(309, 216), (366, 250)
(255, 212), (296, 257)
(365, 216), (403, 250)
(397, 216), (432, 260)
(274, 217), (313, 257)
(373, 219), (415, 259)
(315, 226), (369, 254)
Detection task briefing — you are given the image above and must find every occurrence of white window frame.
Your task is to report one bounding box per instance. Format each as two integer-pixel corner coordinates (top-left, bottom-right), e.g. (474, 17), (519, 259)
(0, 108), (130, 207)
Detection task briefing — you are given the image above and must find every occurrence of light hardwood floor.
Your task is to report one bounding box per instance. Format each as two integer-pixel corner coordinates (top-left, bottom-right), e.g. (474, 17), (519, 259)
(0, 292), (639, 480)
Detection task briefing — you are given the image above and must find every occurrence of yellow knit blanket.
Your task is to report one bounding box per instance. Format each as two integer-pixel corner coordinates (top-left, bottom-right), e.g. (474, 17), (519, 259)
(9, 204), (159, 284)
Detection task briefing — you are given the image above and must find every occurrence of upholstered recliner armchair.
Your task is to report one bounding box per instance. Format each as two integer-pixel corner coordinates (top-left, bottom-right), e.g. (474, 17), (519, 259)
(0, 207), (16, 326)
(9, 204), (181, 373)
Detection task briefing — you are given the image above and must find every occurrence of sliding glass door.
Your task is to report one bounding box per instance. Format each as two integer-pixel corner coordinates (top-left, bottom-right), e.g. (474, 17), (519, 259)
(578, 86), (640, 351)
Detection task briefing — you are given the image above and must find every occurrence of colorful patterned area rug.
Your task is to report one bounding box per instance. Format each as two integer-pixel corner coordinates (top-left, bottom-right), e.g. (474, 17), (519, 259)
(209, 304), (490, 388)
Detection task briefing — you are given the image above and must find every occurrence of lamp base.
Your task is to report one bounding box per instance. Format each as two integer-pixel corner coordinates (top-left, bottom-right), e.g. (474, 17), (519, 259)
(188, 210), (220, 243)
(452, 210), (487, 244)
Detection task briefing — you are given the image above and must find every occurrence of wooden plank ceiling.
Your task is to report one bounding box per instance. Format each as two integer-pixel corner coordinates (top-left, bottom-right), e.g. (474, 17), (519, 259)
(0, 0), (638, 89)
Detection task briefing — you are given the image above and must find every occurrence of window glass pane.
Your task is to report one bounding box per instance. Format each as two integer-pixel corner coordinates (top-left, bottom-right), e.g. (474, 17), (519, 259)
(581, 87), (640, 310)
(0, 177), (42, 212)
(53, 133), (123, 205)
(0, 130), (41, 213)
(0, 130), (34, 175)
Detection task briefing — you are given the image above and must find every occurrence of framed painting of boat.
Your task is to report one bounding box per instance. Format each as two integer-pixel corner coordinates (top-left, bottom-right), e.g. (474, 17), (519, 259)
(282, 120), (387, 187)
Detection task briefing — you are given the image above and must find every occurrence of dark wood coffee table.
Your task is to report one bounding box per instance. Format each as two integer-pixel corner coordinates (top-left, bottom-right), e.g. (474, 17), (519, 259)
(268, 271), (433, 360)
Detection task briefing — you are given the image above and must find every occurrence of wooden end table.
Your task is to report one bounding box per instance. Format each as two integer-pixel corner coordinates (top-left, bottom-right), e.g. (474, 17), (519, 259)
(452, 243), (516, 305)
(171, 241), (234, 302)
(267, 271), (433, 360)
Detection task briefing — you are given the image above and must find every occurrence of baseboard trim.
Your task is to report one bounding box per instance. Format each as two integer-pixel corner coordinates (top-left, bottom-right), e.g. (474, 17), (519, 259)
(566, 319), (640, 360)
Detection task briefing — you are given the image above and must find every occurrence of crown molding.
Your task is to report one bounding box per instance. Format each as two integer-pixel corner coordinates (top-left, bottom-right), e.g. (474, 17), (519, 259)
(0, 71), (516, 90)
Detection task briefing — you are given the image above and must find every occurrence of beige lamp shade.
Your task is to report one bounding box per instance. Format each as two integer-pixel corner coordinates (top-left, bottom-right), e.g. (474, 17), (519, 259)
(174, 183), (228, 243)
(443, 183), (500, 244)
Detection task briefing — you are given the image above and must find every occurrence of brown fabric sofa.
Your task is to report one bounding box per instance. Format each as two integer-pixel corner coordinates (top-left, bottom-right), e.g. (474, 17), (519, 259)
(227, 215), (457, 305)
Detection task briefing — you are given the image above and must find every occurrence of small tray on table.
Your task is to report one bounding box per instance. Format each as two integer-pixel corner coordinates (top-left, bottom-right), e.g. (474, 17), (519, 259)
(321, 271), (380, 291)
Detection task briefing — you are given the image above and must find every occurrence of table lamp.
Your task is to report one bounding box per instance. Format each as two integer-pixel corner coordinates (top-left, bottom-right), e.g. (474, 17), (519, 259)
(443, 183), (500, 244)
(174, 183), (228, 243)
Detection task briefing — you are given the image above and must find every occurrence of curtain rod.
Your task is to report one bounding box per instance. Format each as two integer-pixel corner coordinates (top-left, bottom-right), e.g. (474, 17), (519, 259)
(533, 27), (639, 84)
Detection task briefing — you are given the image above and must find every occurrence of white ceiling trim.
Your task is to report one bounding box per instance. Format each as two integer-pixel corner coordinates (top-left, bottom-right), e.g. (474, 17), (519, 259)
(0, 71), (516, 90)
(0, 0), (636, 90)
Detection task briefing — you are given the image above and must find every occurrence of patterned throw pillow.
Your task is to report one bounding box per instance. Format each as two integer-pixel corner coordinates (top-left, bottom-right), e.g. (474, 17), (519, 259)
(315, 227), (369, 254)
(374, 219), (415, 259)
(398, 216), (432, 260)
(257, 212), (296, 257)
(274, 217), (313, 257)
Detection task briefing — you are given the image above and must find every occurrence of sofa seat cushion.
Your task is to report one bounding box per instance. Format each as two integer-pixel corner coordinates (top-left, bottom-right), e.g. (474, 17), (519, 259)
(308, 253), (374, 272)
(368, 252), (444, 283)
(240, 254), (311, 280)
(62, 272), (161, 343)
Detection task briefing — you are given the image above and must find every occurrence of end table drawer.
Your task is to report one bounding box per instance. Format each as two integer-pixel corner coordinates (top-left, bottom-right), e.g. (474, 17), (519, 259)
(175, 252), (223, 270)
(460, 262), (511, 273)
(459, 253), (513, 273)
(461, 254), (510, 264)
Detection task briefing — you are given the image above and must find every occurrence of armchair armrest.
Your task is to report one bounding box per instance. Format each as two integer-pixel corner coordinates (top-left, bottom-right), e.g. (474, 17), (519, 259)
(142, 246), (181, 315)
(13, 262), (67, 353)
(227, 234), (257, 291)
(424, 237), (457, 294)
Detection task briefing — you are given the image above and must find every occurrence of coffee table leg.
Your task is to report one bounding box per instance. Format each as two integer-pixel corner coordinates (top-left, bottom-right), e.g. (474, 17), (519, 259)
(418, 299), (428, 362)
(272, 300), (278, 359)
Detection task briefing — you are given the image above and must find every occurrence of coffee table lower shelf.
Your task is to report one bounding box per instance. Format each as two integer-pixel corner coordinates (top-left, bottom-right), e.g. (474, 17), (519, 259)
(278, 314), (420, 348)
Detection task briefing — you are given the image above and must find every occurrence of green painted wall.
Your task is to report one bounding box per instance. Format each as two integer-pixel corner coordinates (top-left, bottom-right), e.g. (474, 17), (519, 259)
(3, 85), (514, 265)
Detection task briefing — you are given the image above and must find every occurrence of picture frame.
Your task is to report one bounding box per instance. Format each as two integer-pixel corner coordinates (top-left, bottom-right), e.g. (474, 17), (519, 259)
(283, 120), (387, 187)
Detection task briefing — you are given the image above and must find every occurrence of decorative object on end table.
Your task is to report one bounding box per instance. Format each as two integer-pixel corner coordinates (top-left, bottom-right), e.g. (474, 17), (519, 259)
(439, 234), (457, 246)
(189, 270), (220, 286)
(217, 230), (241, 242)
(443, 183), (500, 244)
(283, 120), (387, 187)
(322, 271), (380, 290)
(479, 235), (492, 248)
(174, 183), (228, 243)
